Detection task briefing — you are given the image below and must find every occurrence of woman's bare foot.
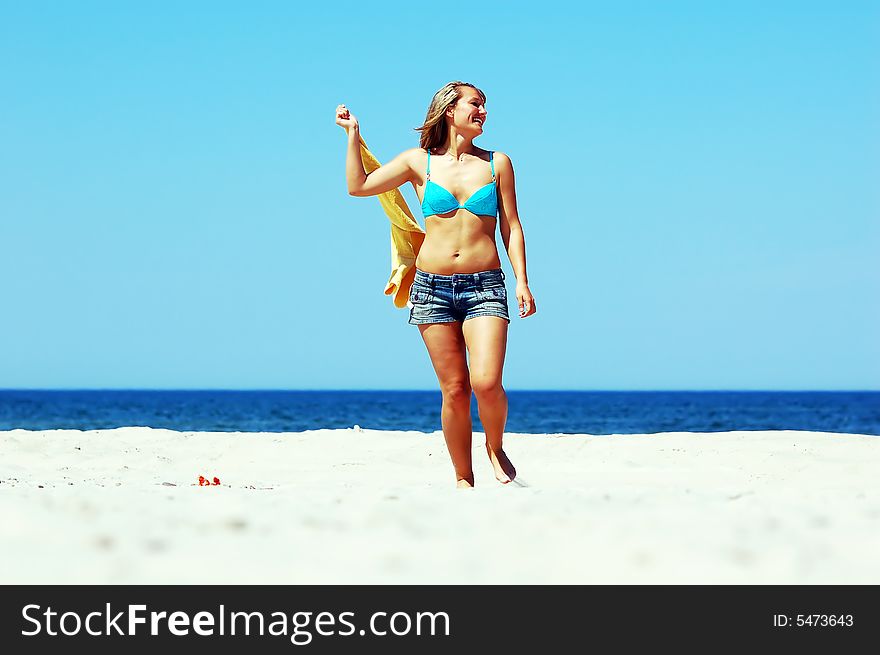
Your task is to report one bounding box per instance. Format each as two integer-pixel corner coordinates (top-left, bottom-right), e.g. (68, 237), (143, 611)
(456, 473), (475, 489)
(486, 445), (516, 484)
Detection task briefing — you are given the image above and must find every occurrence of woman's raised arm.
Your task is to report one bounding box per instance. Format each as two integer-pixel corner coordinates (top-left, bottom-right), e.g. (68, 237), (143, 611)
(336, 103), (414, 197)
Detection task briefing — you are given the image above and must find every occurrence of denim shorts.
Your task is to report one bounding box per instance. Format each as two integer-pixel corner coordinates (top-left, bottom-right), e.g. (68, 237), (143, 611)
(408, 267), (510, 325)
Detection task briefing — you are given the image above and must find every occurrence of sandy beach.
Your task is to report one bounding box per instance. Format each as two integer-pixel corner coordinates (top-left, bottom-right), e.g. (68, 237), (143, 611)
(1, 427), (877, 584)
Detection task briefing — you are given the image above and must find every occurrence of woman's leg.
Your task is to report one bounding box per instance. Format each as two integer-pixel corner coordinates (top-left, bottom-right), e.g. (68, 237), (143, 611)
(461, 316), (516, 483)
(417, 322), (474, 487)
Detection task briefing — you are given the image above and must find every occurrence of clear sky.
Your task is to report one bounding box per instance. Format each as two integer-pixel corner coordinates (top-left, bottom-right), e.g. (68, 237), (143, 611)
(1, 1), (877, 390)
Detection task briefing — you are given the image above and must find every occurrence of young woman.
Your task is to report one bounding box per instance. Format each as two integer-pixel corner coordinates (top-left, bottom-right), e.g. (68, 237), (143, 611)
(336, 81), (536, 488)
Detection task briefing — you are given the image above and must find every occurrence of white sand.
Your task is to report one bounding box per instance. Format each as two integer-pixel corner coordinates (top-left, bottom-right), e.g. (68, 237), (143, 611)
(1, 427), (877, 584)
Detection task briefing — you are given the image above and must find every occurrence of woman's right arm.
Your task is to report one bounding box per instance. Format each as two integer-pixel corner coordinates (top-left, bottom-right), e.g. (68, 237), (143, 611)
(337, 104), (414, 197)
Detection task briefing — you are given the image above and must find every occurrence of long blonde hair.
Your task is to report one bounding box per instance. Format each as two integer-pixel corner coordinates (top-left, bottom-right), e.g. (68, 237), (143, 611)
(414, 81), (487, 153)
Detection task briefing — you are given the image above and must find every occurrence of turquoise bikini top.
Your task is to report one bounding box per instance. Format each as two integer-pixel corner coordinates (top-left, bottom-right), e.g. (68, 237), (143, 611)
(421, 150), (498, 218)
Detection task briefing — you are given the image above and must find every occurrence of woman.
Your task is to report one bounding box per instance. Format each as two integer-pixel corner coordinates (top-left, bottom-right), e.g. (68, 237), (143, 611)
(336, 81), (536, 488)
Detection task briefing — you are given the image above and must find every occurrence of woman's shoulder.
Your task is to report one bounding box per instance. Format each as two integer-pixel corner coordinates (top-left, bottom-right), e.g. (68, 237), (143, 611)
(473, 147), (510, 166)
(402, 147), (429, 165)
(381, 147), (427, 174)
(490, 149), (513, 172)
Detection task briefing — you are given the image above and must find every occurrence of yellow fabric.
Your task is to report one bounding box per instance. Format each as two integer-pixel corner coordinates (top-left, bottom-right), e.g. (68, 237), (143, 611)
(356, 132), (426, 308)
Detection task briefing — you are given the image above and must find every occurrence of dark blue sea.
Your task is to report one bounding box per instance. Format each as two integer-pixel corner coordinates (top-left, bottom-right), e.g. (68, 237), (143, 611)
(0, 390), (878, 436)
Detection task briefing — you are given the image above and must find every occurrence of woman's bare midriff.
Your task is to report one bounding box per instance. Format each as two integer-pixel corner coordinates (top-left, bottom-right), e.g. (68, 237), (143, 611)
(415, 214), (501, 274)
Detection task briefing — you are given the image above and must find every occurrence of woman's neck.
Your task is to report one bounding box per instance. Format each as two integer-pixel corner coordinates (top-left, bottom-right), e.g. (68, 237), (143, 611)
(435, 131), (477, 161)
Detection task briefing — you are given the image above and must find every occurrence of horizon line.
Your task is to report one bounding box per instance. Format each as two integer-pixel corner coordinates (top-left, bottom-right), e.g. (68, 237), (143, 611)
(1, 388), (878, 393)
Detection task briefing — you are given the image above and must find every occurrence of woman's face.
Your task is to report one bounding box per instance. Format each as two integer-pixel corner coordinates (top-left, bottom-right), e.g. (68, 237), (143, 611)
(448, 88), (487, 133)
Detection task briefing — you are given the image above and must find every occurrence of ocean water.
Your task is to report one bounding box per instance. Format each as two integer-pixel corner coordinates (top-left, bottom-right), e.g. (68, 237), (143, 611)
(0, 390), (878, 436)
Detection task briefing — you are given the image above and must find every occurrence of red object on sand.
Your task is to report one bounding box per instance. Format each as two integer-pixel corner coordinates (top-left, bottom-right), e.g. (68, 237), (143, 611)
(212, 477), (221, 485)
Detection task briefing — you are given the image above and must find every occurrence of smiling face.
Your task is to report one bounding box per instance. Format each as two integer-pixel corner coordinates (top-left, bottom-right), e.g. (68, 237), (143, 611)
(447, 86), (487, 132)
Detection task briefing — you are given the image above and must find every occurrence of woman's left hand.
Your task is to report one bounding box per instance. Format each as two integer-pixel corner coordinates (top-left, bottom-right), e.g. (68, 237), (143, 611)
(516, 282), (536, 318)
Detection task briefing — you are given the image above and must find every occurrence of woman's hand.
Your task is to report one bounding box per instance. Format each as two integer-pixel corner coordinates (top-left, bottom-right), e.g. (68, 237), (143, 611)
(516, 282), (536, 318)
(336, 104), (359, 132)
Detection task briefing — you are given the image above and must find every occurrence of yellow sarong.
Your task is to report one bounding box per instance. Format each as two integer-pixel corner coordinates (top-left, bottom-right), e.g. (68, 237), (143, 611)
(355, 133), (426, 308)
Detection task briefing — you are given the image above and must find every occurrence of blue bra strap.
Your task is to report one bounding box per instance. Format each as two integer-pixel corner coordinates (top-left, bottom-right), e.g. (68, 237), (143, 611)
(426, 150), (431, 180)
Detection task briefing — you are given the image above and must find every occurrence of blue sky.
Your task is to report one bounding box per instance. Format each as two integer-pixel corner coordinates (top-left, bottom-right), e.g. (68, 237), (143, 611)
(1, 1), (877, 390)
